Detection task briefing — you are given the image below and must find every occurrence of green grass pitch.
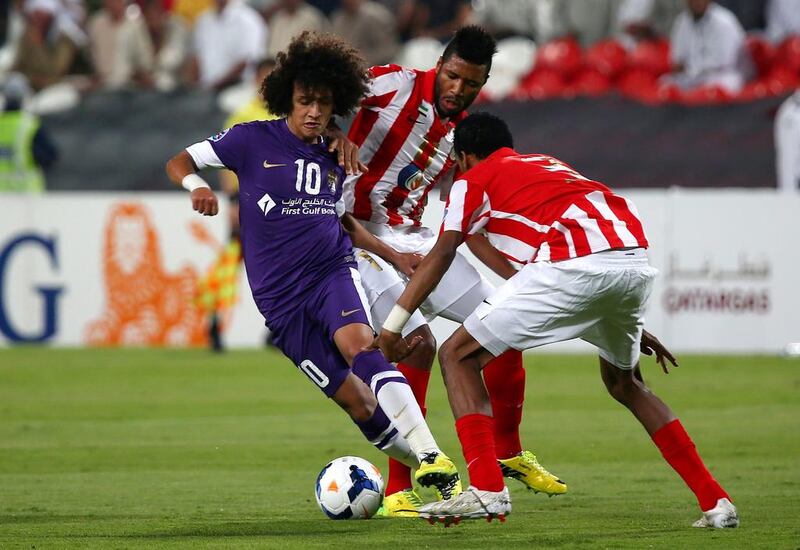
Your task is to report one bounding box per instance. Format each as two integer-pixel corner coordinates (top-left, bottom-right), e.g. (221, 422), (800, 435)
(1, 348), (798, 549)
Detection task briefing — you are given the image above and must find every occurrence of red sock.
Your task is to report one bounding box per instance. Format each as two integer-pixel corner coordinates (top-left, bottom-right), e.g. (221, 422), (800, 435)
(455, 413), (505, 491)
(385, 363), (430, 495)
(483, 349), (525, 459)
(652, 419), (730, 511)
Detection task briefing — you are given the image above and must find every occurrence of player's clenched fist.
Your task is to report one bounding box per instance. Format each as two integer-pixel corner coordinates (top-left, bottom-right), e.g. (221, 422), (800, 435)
(191, 188), (218, 216)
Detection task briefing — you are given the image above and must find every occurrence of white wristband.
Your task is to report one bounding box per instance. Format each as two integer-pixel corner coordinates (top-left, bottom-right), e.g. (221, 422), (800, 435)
(383, 305), (411, 334)
(182, 173), (210, 192)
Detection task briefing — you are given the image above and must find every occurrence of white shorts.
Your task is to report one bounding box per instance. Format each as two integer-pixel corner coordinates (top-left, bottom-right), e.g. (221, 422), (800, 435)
(354, 222), (494, 338)
(464, 248), (658, 369)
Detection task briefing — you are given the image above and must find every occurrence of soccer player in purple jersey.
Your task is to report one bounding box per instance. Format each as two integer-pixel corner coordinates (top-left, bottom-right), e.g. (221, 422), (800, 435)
(165, 32), (462, 503)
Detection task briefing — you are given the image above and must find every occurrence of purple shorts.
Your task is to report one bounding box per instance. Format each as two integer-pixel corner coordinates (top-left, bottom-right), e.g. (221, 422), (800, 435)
(266, 265), (372, 397)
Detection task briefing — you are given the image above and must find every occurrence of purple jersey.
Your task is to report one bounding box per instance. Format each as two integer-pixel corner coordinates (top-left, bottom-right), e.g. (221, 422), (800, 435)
(207, 119), (351, 320)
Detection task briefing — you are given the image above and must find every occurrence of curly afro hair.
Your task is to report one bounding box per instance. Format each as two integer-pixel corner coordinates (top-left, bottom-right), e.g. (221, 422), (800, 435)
(261, 32), (369, 117)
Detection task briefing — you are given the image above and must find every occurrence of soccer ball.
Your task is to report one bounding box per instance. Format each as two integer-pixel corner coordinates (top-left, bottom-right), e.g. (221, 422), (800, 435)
(315, 456), (384, 519)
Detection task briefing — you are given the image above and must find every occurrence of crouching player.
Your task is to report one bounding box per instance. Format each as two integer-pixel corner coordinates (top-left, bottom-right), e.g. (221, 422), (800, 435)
(374, 113), (738, 528)
(166, 32), (461, 502)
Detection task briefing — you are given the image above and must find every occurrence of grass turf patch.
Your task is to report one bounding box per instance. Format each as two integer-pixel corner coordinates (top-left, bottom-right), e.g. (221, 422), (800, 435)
(1, 348), (798, 548)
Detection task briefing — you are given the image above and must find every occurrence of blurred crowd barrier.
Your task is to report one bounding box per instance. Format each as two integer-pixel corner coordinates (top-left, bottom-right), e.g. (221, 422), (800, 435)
(1, 190), (798, 353)
(34, 89), (786, 191)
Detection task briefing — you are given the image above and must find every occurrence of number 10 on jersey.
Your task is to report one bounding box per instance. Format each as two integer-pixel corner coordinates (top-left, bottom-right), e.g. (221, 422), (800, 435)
(295, 159), (322, 195)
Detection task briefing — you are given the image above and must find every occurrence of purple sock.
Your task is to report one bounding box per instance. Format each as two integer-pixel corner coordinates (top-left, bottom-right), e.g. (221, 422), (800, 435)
(351, 349), (410, 394)
(354, 404), (399, 451)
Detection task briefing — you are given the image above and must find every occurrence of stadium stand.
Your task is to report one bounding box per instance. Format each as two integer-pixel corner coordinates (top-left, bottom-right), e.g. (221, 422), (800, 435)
(0, 0), (797, 192)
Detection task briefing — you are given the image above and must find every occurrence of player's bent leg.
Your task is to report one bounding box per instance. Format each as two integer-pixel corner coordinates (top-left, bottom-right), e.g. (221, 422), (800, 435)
(334, 323), (462, 500)
(332, 371), (416, 467)
(483, 350), (525, 460)
(433, 265), (558, 494)
(599, 357), (737, 527)
(388, 326), (437, 504)
(419, 327), (510, 522)
(369, 280), (440, 504)
(331, 370), (377, 422)
(437, 328), (495, 418)
(483, 351), (566, 496)
(599, 357), (676, 435)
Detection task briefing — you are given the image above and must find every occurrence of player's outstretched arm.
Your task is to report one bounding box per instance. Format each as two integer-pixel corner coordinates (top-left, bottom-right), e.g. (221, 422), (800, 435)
(166, 150), (219, 217)
(466, 233), (517, 280)
(340, 213), (423, 276)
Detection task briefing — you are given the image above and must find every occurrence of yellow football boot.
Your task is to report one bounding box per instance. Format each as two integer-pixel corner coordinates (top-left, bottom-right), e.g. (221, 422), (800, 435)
(375, 488), (424, 518)
(414, 452), (463, 500)
(498, 450), (567, 496)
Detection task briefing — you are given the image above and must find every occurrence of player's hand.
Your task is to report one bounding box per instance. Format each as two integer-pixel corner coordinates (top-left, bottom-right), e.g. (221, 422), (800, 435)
(641, 329), (678, 374)
(370, 329), (421, 362)
(391, 252), (425, 277)
(191, 187), (219, 216)
(327, 127), (368, 176)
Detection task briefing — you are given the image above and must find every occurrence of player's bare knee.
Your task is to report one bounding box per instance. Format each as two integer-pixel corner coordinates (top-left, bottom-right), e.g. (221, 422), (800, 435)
(405, 328), (436, 371)
(438, 338), (466, 373)
(603, 368), (647, 405)
(437, 338), (455, 369)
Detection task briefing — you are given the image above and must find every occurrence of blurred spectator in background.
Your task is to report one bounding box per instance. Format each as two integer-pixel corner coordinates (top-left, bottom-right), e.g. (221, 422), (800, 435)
(0, 0), (25, 77)
(331, 0), (399, 66)
(307, 0), (338, 16)
(61, 0), (87, 26)
(663, 0), (752, 92)
(0, 73), (58, 192)
(765, 0), (800, 44)
(12, 0), (88, 91)
(188, 0), (267, 91)
(716, 0), (766, 31)
(199, 58), (278, 351)
(775, 90), (800, 193)
(615, 0), (682, 48)
(565, 0), (621, 47)
(375, 0), (416, 41)
(406, 0), (471, 41)
(141, 0), (188, 91)
(221, 58), (278, 181)
(469, 0), (544, 41)
(266, 0), (327, 58)
(172, 0), (213, 27)
(88, 0), (154, 89)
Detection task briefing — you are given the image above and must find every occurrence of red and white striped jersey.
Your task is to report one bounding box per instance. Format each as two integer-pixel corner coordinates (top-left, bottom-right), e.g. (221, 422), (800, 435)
(343, 64), (465, 228)
(442, 148), (649, 265)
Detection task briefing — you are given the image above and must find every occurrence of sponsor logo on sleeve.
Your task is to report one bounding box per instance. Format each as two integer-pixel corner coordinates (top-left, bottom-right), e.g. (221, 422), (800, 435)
(209, 129), (229, 142)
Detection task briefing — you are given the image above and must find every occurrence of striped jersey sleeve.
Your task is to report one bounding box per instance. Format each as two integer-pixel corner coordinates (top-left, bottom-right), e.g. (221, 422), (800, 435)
(442, 148), (649, 266)
(441, 178), (490, 235)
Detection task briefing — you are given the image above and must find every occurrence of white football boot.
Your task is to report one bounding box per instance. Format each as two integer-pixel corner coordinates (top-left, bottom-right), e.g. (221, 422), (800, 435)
(692, 498), (739, 528)
(419, 486), (511, 525)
